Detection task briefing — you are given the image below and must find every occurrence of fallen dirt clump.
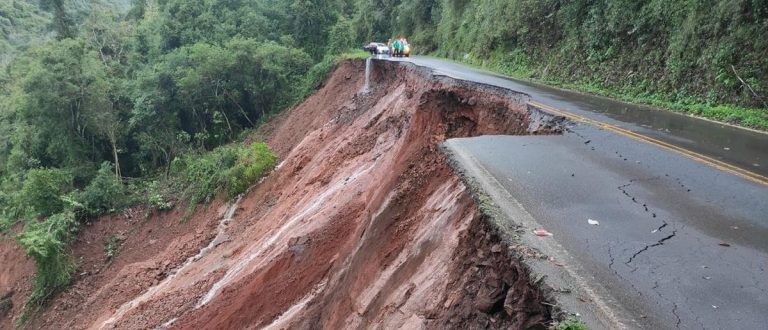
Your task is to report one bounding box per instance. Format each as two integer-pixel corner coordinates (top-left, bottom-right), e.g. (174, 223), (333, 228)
(2, 59), (561, 329)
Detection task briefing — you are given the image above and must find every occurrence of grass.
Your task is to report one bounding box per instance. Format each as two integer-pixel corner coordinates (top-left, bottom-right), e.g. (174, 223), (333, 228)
(339, 50), (370, 60)
(447, 54), (768, 132)
(172, 141), (277, 218)
(551, 79), (768, 131)
(551, 317), (589, 330)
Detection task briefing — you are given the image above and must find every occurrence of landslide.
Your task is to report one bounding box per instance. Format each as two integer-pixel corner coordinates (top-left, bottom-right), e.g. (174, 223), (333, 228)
(2, 59), (561, 329)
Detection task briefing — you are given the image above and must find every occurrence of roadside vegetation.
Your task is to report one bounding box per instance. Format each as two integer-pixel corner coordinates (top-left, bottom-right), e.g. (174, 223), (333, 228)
(358, 0), (768, 130)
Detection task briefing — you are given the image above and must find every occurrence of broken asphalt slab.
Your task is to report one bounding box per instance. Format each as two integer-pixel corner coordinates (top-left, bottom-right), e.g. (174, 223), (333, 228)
(441, 121), (768, 329)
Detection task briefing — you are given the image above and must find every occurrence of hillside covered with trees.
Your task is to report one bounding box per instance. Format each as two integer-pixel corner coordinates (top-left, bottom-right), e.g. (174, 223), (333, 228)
(0, 0), (356, 319)
(1, 0), (766, 322)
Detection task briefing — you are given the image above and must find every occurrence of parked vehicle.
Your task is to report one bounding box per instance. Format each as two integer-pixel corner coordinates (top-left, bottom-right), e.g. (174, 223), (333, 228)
(363, 42), (391, 55)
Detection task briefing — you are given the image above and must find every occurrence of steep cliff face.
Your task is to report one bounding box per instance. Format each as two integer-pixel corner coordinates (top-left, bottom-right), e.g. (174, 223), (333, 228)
(1, 59), (561, 329)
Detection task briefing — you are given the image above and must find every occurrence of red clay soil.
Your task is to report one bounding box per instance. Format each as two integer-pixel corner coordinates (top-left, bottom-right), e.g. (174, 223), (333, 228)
(0, 204), (228, 330)
(0, 229), (35, 330)
(0, 59), (557, 330)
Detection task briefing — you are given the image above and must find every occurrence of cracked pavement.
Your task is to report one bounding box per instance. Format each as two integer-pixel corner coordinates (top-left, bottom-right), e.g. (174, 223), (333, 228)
(444, 124), (768, 329)
(405, 55), (768, 329)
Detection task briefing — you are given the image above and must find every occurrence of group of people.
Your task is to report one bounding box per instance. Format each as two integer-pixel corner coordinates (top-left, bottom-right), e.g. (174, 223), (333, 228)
(389, 36), (409, 57)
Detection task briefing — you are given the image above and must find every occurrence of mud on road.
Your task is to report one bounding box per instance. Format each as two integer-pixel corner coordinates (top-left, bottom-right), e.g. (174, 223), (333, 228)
(1, 59), (565, 329)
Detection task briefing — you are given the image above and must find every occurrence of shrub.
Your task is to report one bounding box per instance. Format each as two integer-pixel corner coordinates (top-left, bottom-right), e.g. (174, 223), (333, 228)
(173, 142), (277, 216)
(552, 317), (588, 330)
(143, 180), (172, 211)
(17, 211), (78, 311)
(103, 234), (122, 261)
(16, 168), (72, 219)
(223, 142), (278, 198)
(78, 162), (124, 216)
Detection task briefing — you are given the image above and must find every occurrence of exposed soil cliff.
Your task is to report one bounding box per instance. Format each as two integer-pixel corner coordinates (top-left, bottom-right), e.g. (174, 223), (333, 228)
(0, 59), (561, 329)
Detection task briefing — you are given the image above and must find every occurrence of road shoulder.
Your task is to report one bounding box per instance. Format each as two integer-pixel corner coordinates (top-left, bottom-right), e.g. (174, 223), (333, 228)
(441, 140), (637, 330)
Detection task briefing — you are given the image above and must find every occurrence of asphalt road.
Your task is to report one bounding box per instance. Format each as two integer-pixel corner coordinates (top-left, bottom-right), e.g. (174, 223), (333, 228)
(378, 56), (768, 329)
(389, 56), (768, 179)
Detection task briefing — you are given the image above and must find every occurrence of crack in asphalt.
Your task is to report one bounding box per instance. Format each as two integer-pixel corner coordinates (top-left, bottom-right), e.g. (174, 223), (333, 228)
(650, 279), (686, 329)
(608, 246), (617, 273)
(565, 126), (598, 151)
(565, 126), (588, 140)
(748, 267), (768, 293)
(617, 178), (679, 269)
(671, 301), (682, 329)
(617, 180), (639, 204)
(626, 230), (677, 266)
(606, 246), (644, 298)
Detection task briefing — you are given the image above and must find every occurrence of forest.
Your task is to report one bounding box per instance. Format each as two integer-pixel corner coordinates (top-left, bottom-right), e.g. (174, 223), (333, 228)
(0, 0), (357, 318)
(1, 0), (766, 320)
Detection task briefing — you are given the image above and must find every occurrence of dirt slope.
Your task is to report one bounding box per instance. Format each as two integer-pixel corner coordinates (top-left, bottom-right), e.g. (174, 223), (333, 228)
(0, 231), (35, 330)
(1, 59), (561, 329)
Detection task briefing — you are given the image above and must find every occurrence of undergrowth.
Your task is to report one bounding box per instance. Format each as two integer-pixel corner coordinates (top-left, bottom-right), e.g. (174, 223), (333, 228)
(172, 142), (277, 218)
(453, 53), (768, 131)
(16, 211), (78, 324)
(7, 141), (277, 324)
(551, 317), (589, 330)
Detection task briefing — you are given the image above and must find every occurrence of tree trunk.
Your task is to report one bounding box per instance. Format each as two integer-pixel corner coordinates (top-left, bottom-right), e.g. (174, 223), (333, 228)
(110, 134), (121, 180)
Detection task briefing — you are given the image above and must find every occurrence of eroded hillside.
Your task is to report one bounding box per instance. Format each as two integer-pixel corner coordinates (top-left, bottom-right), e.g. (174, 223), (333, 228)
(2, 59), (564, 329)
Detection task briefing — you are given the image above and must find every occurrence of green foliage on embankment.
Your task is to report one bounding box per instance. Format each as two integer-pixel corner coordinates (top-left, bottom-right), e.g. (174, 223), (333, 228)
(172, 142), (278, 217)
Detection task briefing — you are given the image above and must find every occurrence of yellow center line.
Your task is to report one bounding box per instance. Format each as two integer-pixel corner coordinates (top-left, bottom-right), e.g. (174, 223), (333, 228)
(528, 100), (768, 186)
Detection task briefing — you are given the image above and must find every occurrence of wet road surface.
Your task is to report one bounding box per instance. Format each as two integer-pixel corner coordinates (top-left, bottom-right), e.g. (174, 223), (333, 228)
(385, 56), (768, 178)
(445, 131), (768, 329)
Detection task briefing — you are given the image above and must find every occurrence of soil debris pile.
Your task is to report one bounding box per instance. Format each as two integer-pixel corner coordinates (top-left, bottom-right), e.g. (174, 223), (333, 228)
(1, 59), (560, 329)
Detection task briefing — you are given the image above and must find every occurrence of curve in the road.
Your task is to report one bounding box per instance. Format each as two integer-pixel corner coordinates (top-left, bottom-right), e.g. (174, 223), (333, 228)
(382, 56), (768, 180)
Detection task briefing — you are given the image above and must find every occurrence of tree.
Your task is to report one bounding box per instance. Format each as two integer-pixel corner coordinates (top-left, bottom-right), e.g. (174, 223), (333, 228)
(16, 168), (72, 218)
(290, 0), (337, 59)
(15, 39), (109, 175)
(40, 0), (76, 39)
(327, 16), (356, 55)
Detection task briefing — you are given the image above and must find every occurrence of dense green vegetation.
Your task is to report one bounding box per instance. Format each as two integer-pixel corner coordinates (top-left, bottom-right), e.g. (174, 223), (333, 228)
(172, 142), (278, 217)
(0, 1), (50, 65)
(0, 0), (359, 318)
(2, 0), (766, 321)
(361, 0), (768, 129)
